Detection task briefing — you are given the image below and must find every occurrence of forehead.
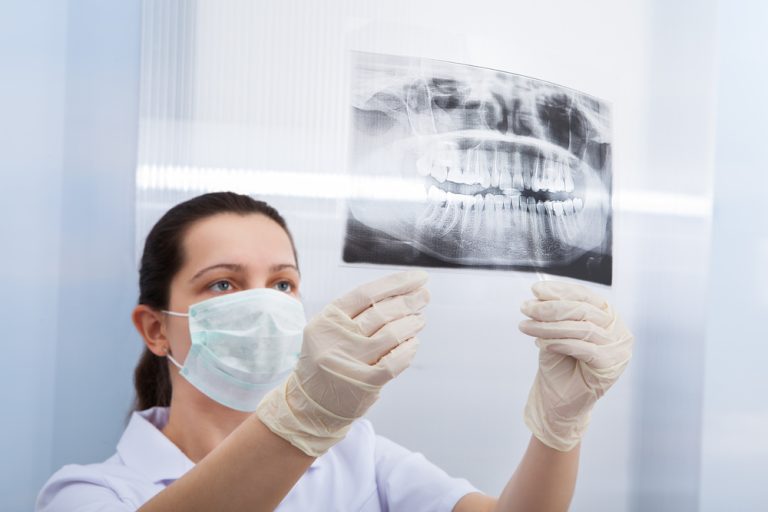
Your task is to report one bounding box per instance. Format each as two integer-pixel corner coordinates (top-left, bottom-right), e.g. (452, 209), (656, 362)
(181, 213), (295, 268)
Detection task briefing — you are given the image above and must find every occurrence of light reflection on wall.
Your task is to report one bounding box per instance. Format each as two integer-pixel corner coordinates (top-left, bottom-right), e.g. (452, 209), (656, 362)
(137, 164), (710, 217)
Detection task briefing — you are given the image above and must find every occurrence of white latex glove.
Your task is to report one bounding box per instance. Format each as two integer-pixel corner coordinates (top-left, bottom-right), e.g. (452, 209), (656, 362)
(256, 270), (429, 456)
(519, 280), (634, 451)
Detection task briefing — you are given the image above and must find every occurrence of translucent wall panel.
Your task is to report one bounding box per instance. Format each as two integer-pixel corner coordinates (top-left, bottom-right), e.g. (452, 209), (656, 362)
(700, 1), (768, 509)
(135, 1), (717, 510)
(0, 1), (142, 509)
(0, 3), (67, 509)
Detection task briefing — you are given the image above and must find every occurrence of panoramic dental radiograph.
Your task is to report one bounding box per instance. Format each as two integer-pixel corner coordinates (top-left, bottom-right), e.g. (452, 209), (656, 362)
(343, 52), (613, 284)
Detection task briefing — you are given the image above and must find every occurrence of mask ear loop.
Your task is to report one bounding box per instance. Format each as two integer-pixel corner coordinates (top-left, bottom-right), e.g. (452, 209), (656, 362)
(166, 352), (183, 370)
(161, 310), (187, 369)
(163, 310), (188, 318)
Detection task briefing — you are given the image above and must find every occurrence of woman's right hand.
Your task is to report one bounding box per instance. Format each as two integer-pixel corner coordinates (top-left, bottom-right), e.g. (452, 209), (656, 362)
(256, 270), (430, 456)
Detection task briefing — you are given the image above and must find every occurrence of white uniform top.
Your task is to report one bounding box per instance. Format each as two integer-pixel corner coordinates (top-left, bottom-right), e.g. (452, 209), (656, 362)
(36, 407), (478, 511)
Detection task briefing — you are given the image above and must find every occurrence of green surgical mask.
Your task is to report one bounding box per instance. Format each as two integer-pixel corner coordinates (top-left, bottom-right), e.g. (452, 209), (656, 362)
(164, 288), (306, 411)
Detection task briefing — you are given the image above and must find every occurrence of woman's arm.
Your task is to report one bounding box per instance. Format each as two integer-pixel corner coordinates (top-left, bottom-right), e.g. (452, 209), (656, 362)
(495, 437), (579, 511)
(453, 436), (579, 512)
(140, 415), (314, 512)
(141, 270), (430, 512)
(455, 281), (633, 512)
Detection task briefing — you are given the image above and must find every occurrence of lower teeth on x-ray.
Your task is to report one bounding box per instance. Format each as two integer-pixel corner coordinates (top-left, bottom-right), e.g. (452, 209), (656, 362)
(343, 52), (613, 285)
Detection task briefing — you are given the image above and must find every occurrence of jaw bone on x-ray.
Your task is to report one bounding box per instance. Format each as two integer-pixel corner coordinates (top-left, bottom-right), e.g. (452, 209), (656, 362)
(343, 52), (613, 285)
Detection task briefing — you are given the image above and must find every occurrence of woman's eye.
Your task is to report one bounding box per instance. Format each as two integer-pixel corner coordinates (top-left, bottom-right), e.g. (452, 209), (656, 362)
(274, 280), (293, 293)
(209, 280), (233, 293)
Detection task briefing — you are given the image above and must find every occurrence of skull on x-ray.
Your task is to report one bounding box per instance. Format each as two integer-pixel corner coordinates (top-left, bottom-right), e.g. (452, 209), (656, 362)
(346, 52), (612, 275)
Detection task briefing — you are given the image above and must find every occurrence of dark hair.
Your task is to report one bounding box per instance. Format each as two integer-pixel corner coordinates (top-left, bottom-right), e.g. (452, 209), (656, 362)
(133, 191), (297, 411)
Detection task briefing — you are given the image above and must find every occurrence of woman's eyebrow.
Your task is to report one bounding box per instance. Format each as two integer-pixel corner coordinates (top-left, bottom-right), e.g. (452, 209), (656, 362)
(189, 263), (246, 283)
(270, 263), (299, 272)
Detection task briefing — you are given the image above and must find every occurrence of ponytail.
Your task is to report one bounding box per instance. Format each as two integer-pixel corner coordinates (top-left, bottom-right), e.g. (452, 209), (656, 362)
(133, 191), (297, 410)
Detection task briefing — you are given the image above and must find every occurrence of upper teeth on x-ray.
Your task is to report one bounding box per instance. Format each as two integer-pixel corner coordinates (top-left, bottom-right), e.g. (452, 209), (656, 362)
(343, 52), (613, 285)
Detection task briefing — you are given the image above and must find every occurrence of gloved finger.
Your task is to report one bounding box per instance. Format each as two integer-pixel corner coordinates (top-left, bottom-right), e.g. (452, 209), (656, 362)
(368, 337), (420, 385)
(521, 299), (613, 327)
(354, 287), (430, 337)
(535, 338), (632, 370)
(519, 319), (614, 345)
(531, 281), (608, 310)
(535, 337), (599, 365)
(333, 270), (429, 318)
(361, 314), (425, 364)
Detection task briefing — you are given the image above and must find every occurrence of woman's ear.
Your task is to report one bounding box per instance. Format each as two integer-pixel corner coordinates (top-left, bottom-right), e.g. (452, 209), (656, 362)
(132, 305), (169, 357)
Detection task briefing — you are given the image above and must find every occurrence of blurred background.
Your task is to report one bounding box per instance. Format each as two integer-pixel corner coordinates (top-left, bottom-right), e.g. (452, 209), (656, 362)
(1, 1), (766, 510)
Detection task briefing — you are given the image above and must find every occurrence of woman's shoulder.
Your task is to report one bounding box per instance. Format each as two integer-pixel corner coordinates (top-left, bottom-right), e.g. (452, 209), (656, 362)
(35, 408), (178, 512)
(35, 452), (156, 511)
(332, 418), (419, 464)
(322, 418), (377, 464)
(347, 417), (375, 438)
(42, 451), (152, 485)
(326, 418), (419, 474)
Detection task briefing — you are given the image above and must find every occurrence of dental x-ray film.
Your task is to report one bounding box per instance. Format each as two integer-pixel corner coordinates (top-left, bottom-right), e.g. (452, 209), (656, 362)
(343, 52), (613, 285)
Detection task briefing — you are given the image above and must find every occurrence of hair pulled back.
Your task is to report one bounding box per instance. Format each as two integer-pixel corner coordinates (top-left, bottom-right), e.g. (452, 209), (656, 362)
(133, 191), (296, 411)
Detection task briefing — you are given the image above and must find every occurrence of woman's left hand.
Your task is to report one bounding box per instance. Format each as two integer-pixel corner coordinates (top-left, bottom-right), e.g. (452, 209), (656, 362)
(519, 280), (634, 452)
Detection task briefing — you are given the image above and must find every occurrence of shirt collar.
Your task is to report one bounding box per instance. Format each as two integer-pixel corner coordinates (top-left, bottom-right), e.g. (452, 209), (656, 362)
(117, 407), (322, 484)
(117, 407), (195, 484)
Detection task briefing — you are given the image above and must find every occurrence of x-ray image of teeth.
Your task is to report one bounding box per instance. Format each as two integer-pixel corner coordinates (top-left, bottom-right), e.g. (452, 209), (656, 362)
(343, 52), (613, 285)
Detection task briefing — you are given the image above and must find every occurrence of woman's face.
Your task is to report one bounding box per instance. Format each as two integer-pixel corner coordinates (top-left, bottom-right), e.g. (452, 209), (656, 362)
(163, 213), (300, 367)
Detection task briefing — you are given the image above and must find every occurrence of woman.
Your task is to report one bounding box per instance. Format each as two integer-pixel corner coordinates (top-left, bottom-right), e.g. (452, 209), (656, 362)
(37, 191), (633, 511)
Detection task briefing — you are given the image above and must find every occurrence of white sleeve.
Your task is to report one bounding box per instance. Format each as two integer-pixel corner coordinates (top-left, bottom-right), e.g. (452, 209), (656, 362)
(36, 465), (135, 512)
(374, 435), (479, 512)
